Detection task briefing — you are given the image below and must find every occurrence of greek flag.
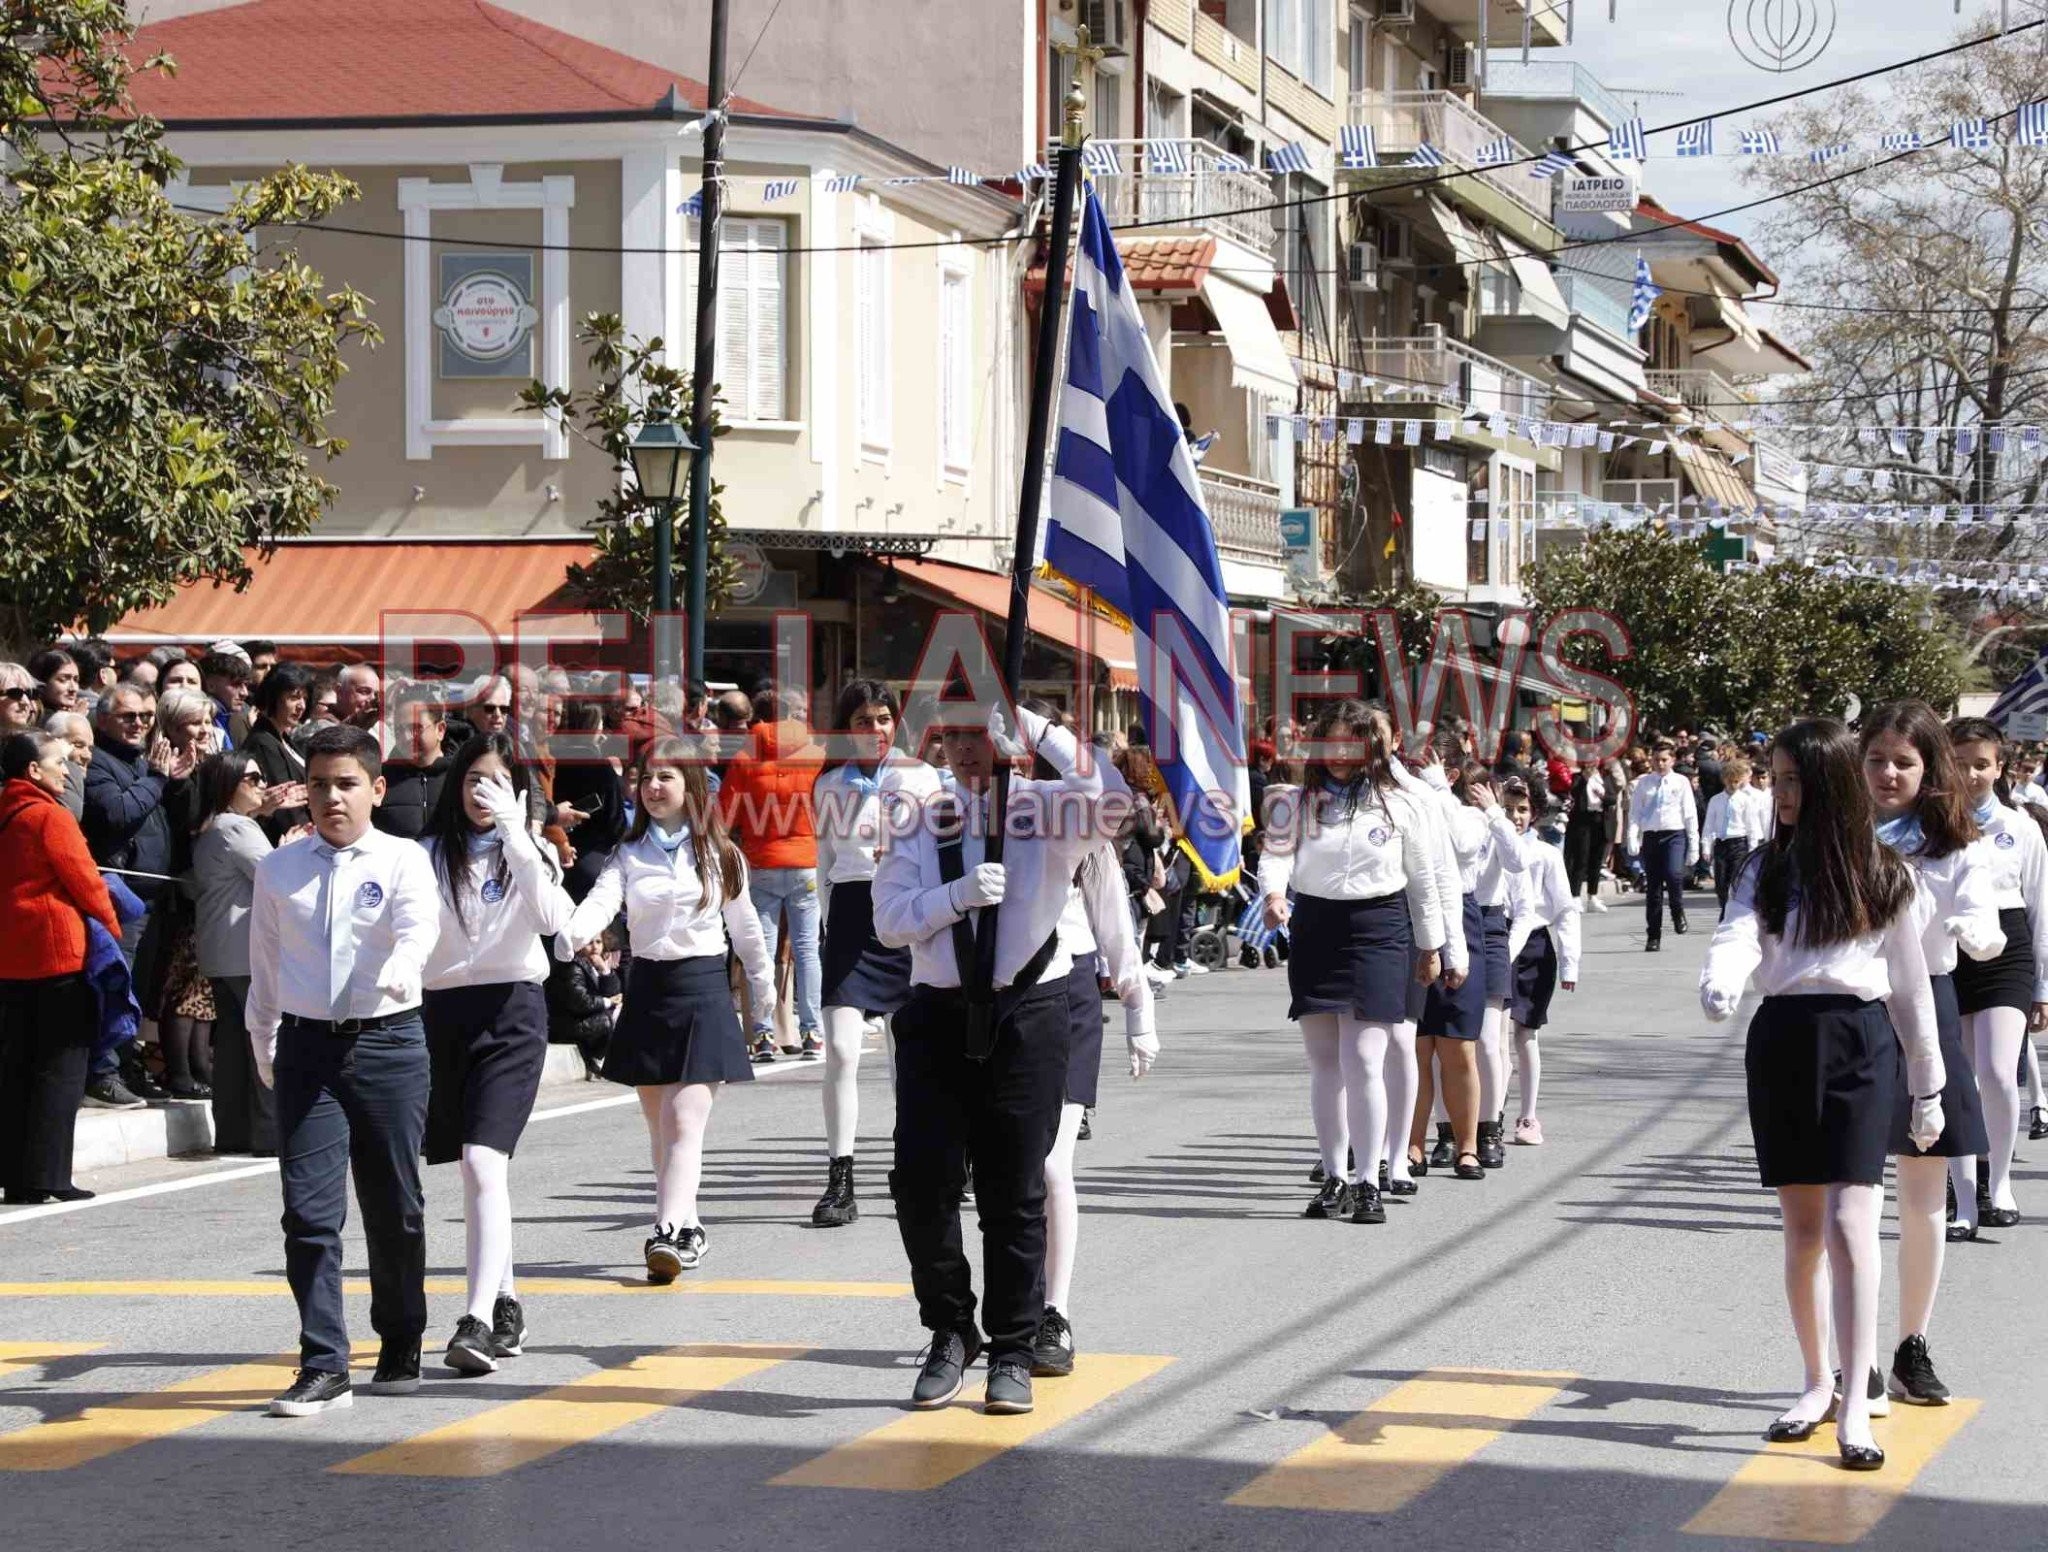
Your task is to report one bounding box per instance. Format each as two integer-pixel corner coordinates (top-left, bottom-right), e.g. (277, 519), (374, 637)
(1014, 163), (1052, 184)
(761, 178), (800, 202)
(1950, 117), (1992, 150)
(1150, 140), (1192, 174)
(1339, 124), (1378, 169)
(1213, 150), (1252, 173)
(824, 174), (863, 193)
(1266, 141), (1314, 174)
(1475, 135), (1515, 166)
(1609, 117), (1648, 161)
(1529, 150), (1576, 178)
(1738, 129), (1781, 155)
(1808, 143), (1850, 165)
(946, 167), (983, 186)
(1044, 189), (1251, 889)
(1628, 254), (1660, 333)
(1879, 130), (1924, 152)
(1989, 645), (2048, 729)
(2020, 101), (2048, 147)
(1675, 121), (1713, 158)
(677, 190), (704, 216)
(1408, 141), (1448, 167)
(1083, 142), (1123, 176)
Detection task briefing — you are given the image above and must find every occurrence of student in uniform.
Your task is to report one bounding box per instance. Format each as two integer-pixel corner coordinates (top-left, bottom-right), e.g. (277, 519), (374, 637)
(1259, 700), (1445, 1224)
(1501, 779), (1579, 1146)
(1860, 702), (1999, 1404)
(872, 699), (1126, 1417)
(809, 680), (928, 1228)
(1701, 719), (1944, 1471)
(246, 725), (441, 1417)
(1703, 756), (1774, 918)
(1456, 759), (1528, 1170)
(557, 738), (776, 1281)
(1628, 737), (1701, 951)
(1563, 756), (1612, 915)
(418, 733), (575, 1374)
(1942, 718), (2048, 1239)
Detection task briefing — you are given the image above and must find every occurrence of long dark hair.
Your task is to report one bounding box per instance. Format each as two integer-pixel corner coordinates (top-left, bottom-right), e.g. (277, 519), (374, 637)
(627, 737), (744, 900)
(191, 751), (253, 834)
(829, 678), (901, 773)
(426, 732), (529, 933)
(1756, 719), (1913, 948)
(1860, 700), (1977, 860)
(1301, 698), (1396, 799)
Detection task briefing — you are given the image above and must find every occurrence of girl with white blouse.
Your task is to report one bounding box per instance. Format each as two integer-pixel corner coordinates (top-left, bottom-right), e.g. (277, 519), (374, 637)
(1459, 758), (1529, 1170)
(419, 733), (575, 1374)
(1260, 700), (1445, 1225)
(1501, 779), (1580, 1146)
(1860, 702), (2001, 1406)
(559, 738), (776, 1282)
(1943, 717), (2048, 1238)
(1701, 719), (1944, 1471)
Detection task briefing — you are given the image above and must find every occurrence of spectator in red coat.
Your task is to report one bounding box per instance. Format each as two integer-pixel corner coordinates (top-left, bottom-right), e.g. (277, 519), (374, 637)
(0, 730), (122, 1203)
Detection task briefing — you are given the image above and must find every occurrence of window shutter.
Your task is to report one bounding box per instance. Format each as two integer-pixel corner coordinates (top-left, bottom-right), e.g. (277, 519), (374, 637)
(751, 223), (786, 421)
(941, 270), (971, 472)
(859, 242), (889, 449)
(720, 227), (752, 415)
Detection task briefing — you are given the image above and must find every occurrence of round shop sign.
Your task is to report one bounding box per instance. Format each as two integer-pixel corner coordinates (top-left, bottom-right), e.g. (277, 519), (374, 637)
(728, 539), (770, 604)
(433, 270), (539, 363)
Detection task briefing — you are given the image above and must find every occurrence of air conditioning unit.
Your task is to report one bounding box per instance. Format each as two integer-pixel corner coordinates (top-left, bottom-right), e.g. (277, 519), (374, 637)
(1447, 46), (1474, 88)
(1378, 0), (1416, 25)
(1083, 0), (1128, 50)
(1346, 241), (1382, 291)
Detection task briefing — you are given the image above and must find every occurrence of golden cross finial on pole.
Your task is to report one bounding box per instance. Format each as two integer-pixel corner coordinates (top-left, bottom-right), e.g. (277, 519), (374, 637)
(1054, 22), (1106, 149)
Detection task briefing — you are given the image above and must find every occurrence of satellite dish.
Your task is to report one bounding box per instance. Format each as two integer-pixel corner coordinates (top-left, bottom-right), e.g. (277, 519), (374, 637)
(1843, 693), (1862, 725)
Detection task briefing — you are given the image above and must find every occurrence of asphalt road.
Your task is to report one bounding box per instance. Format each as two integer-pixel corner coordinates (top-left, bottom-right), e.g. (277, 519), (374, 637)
(3, 890), (2045, 1551)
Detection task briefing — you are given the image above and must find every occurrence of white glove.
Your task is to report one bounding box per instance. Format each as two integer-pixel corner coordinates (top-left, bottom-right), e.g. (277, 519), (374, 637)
(255, 1056), (274, 1090)
(1126, 1009), (1158, 1078)
(1909, 1094), (1945, 1152)
(378, 965), (421, 1006)
(478, 773), (527, 831)
(251, 1029), (276, 1090)
(948, 862), (1007, 912)
(1701, 985), (1741, 1022)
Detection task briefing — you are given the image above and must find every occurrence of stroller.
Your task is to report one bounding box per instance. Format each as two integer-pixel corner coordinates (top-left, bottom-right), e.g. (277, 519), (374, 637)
(1186, 878), (1288, 970)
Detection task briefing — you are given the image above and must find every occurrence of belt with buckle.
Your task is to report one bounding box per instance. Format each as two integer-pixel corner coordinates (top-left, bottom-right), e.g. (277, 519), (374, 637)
(280, 1011), (416, 1037)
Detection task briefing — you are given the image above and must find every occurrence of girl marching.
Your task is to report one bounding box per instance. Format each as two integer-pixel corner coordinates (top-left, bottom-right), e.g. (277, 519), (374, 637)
(418, 733), (576, 1374)
(1500, 778), (1579, 1146)
(1701, 719), (1944, 1470)
(558, 738), (776, 1281)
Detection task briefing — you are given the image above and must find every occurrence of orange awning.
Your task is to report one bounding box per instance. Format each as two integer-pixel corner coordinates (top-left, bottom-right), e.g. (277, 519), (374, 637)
(107, 539), (594, 647)
(895, 558), (1140, 691)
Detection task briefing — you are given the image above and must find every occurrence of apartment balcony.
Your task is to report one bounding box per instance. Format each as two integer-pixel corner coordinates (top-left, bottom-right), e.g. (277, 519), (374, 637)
(1200, 466), (1285, 562)
(1347, 332), (1552, 421)
(1644, 368), (1755, 417)
(1088, 140), (1276, 256)
(1345, 90), (1557, 247)
(1478, 57), (1632, 131)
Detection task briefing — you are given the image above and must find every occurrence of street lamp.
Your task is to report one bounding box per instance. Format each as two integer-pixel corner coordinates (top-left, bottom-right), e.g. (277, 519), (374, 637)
(629, 416), (696, 679)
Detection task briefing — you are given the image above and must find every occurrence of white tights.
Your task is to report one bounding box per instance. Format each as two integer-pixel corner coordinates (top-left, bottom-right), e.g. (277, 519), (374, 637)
(1894, 1156), (1948, 1341)
(1043, 1102), (1085, 1315)
(1301, 1013), (1393, 1185)
(1512, 1024), (1541, 1122)
(1776, 1182), (1884, 1451)
(1953, 1008), (2025, 1219)
(1383, 1021), (1419, 1184)
(1477, 1003), (1510, 1122)
(638, 1082), (718, 1230)
(822, 1005), (868, 1158)
(460, 1143), (516, 1321)
(2026, 1037), (2047, 1112)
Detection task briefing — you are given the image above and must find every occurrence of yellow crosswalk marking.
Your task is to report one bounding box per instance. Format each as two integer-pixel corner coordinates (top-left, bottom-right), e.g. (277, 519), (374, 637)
(0, 1357), (298, 1472)
(330, 1344), (807, 1479)
(0, 1278), (908, 1299)
(0, 1344), (102, 1382)
(1681, 1401), (1982, 1544)
(772, 1354), (1173, 1493)
(1227, 1368), (1576, 1514)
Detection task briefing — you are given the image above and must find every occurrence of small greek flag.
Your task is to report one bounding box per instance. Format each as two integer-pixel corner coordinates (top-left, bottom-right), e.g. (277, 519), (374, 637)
(1014, 163), (1052, 184)
(1950, 117), (1993, 150)
(1879, 130), (1924, 152)
(1475, 136), (1515, 167)
(1529, 150), (1576, 178)
(1149, 140), (1192, 174)
(1266, 141), (1314, 174)
(1628, 253), (1660, 333)
(1214, 150), (1252, 173)
(1082, 142), (1123, 176)
(946, 167), (983, 186)
(824, 174), (863, 193)
(1339, 124), (1378, 170)
(761, 178), (800, 202)
(1675, 121), (1713, 158)
(1608, 117), (1648, 161)
(1408, 141), (1448, 167)
(1738, 129), (1781, 155)
(677, 190), (704, 216)
(2020, 101), (2048, 148)
(1808, 143), (1850, 166)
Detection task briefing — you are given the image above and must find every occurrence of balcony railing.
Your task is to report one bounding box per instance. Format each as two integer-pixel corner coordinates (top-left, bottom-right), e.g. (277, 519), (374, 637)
(1644, 368), (1756, 416)
(1200, 466), (1285, 562)
(1477, 58), (1633, 132)
(1346, 90), (1552, 227)
(1555, 271), (1635, 340)
(1087, 140), (1276, 255)
(1347, 332), (1552, 420)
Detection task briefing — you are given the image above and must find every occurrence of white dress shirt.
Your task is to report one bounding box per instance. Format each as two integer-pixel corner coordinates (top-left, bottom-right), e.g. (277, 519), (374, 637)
(1577, 770), (1606, 815)
(1704, 786), (1774, 844)
(1388, 762), (1467, 974)
(1507, 830), (1582, 983)
(1256, 783), (1446, 953)
(1468, 806), (1527, 909)
(1699, 861), (1944, 1099)
(814, 754), (936, 891)
(245, 825), (441, 1068)
(559, 828), (776, 1016)
(1971, 800), (2048, 1000)
(1628, 771), (1702, 863)
(421, 820), (576, 990)
(1899, 838), (2006, 978)
(1056, 843), (1155, 1039)
(871, 707), (1125, 990)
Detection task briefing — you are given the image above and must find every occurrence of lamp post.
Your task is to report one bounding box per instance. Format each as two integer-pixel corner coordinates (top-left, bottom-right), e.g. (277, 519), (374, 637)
(630, 414), (694, 684)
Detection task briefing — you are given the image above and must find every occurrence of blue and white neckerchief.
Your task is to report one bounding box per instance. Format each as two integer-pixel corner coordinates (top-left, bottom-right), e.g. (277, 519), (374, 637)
(650, 821), (693, 856)
(1973, 796), (1998, 827)
(1875, 812), (1925, 858)
(841, 764), (881, 796)
(465, 829), (501, 858)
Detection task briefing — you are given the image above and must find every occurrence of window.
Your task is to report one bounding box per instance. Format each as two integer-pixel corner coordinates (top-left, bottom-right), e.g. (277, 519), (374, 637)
(1275, 172), (1331, 345)
(1264, 0), (1332, 95)
(1147, 78), (1186, 140)
(858, 237), (890, 455)
(683, 217), (788, 423)
(1477, 262), (1519, 318)
(939, 263), (973, 479)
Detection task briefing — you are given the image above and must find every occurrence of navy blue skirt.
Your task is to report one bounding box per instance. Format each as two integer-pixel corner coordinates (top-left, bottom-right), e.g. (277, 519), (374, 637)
(820, 879), (912, 1016)
(1287, 890), (1414, 1024)
(1890, 973), (1990, 1158)
(1420, 894), (1487, 1040)
(604, 954), (754, 1087)
(1952, 906), (2033, 1015)
(422, 980), (549, 1165)
(1745, 993), (1896, 1187)
(1064, 952), (1104, 1107)
(1511, 928), (1557, 1030)
(1479, 903), (1512, 1003)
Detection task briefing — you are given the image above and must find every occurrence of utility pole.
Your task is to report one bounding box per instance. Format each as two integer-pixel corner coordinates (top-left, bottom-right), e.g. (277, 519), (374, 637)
(685, 0), (731, 687)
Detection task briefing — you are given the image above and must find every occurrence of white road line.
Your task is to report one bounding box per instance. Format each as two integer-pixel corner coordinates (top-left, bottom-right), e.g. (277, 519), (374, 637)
(0, 1058), (821, 1230)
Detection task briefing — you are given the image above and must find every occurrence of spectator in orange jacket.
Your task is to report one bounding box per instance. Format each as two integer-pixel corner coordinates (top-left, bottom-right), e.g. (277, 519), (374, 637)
(718, 691), (824, 1061)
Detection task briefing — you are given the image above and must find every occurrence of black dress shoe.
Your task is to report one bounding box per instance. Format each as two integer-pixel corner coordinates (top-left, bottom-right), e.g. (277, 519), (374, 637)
(1386, 1176), (1419, 1196)
(912, 1328), (982, 1408)
(1765, 1416), (1822, 1443)
(1838, 1441), (1885, 1471)
(1946, 1220), (1979, 1242)
(1407, 1147), (1429, 1179)
(1308, 1160), (1326, 1184)
(1453, 1152), (1486, 1181)
(1305, 1178), (1352, 1219)
(1378, 1161), (1391, 1193)
(1477, 1122), (1506, 1171)
(1349, 1182), (1386, 1224)
(1645, 936), (1662, 953)
(1672, 911), (1690, 935)
(1982, 1205), (2022, 1228)
(2032, 1105), (2048, 1141)
(1428, 1123), (1454, 1170)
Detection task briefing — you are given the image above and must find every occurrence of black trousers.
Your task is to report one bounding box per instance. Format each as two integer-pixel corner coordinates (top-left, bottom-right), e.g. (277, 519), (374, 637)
(1712, 838), (1754, 919)
(1562, 816), (1606, 896)
(890, 982), (1070, 1361)
(274, 1015), (429, 1374)
(1642, 829), (1687, 936)
(0, 975), (94, 1195)
(208, 977), (277, 1156)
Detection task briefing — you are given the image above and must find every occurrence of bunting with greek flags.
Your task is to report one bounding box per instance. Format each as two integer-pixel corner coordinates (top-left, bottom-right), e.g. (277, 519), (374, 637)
(1044, 188), (1250, 889)
(1738, 128), (1781, 155)
(1609, 117), (1648, 161)
(1529, 149), (1576, 178)
(1150, 140), (1192, 174)
(1808, 143), (1851, 165)
(1950, 117), (1992, 150)
(2021, 100), (2048, 147)
(1267, 141), (1314, 174)
(761, 178), (800, 202)
(1676, 121), (1713, 158)
(1339, 124), (1378, 169)
(1879, 130), (1924, 152)
(1475, 135), (1515, 166)
(1408, 141), (1448, 167)
(1082, 142), (1123, 176)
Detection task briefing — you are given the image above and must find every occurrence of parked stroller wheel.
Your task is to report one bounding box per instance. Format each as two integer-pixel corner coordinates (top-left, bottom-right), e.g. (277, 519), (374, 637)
(1189, 928), (1228, 970)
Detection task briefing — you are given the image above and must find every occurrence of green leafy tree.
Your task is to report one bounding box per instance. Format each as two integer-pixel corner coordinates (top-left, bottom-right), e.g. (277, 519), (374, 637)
(0, 1), (376, 648)
(518, 313), (732, 622)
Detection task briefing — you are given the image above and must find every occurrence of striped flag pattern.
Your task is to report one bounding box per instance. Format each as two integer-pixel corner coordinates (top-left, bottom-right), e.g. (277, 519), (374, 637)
(1629, 254), (1661, 333)
(1082, 142), (1123, 175)
(946, 167), (983, 186)
(824, 174), (863, 193)
(1879, 130), (1924, 152)
(1014, 163), (1052, 184)
(1339, 124), (1378, 169)
(1475, 136), (1515, 166)
(1989, 646), (2048, 729)
(1950, 117), (1992, 150)
(1213, 150), (1253, 172)
(676, 191), (704, 216)
(1608, 118), (1648, 161)
(2020, 101), (2048, 147)
(1408, 141), (1448, 167)
(1808, 143), (1850, 165)
(1738, 129), (1781, 155)
(1150, 140), (1192, 174)
(761, 178), (800, 202)
(1676, 122), (1713, 158)
(1044, 189), (1250, 889)
(1529, 150), (1576, 178)
(1266, 141), (1314, 174)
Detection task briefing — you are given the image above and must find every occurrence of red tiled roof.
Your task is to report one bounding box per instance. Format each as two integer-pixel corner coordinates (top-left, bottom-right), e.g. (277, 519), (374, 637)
(1026, 235), (1217, 295)
(1634, 194), (1777, 291)
(114, 0), (793, 124)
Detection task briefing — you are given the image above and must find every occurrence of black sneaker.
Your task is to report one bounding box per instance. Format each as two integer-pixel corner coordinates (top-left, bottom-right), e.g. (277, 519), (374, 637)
(645, 1225), (684, 1285)
(1350, 1182), (1387, 1225)
(1428, 1123), (1454, 1171)
(1831, 1365), (1891, 1419)
(490, 1294), (526, 1358)
(366, 1341), (422, 1395)
(82, 1076), (146, 1111)
(1889, 1335), (1951, 1405)
(985, 1356), (1035, 1415)
(1304, 1178), (1352, 1219)
(445, 1315), (497, 1375)
(749, 1034), (778, 1065)
(120, 1054), (169, 1102)
(911, 1328), (982, 1409)
(1078, 1108), (1094, 1142)
(674, 1224), (707, 1270)
(812, 1156), (858, 1228)
(1031, 1307), (1076, 1377)
(799, 1030), (824, 1060)
(268, 1367), (351, 1417)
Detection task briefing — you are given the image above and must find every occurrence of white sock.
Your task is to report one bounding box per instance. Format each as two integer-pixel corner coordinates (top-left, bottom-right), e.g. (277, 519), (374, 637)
(822, 1005), (866, 1158)
(1043, 1102), (1084, 1314)
(1384, 1022), (1418, 1181)
(1894, 1156), (1947, 1342)
(1947, 1153), (1978, 1233)
(1301, 1015), (1348, 1178)
(1334, 1015), (1391, 1185)
(460, 1143), (514, 1321)
(640, 1082), (718, 1229)
(1513, 1024), (1541, 1122)
(1973, 1009), (2025, 1212)
(1477, 1004), (1507, 1123)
